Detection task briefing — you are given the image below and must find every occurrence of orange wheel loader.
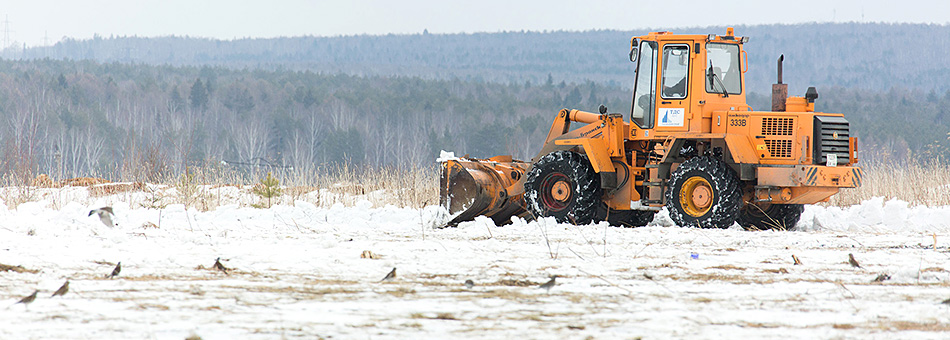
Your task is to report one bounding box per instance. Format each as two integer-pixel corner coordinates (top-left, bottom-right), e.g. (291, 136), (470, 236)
(440, 28), (862, 230)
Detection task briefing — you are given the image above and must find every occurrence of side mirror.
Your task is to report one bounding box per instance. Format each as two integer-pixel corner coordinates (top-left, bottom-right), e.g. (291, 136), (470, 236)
(629, 38), (639, 62)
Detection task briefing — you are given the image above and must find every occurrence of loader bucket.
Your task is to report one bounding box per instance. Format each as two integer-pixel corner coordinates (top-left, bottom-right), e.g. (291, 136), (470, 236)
(440, 156), (530, 226)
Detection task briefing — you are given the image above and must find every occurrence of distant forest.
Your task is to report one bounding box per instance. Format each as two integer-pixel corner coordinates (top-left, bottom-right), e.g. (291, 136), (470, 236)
(0, 59), (632, 180)
(0, 23), (946, 180)
(12, 23), (950, 94)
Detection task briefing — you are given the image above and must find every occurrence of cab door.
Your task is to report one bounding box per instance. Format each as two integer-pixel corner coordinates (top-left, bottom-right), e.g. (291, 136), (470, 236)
(630, 40), (657, 134)
(654, 43), (692, 133)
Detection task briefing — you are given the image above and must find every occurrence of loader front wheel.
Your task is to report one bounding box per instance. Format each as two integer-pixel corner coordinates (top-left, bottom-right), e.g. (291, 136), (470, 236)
(738, 203), (804, 231)
(666, 156), (741, 229)
(525, 151), (601, 225)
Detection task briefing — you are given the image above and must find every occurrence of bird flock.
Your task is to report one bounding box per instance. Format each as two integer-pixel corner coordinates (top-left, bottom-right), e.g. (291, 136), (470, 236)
(8, 204), (561, 309)
(9, 259), (559, 310)
(11, 249), (919, 310)
(13, 205), (939, 314)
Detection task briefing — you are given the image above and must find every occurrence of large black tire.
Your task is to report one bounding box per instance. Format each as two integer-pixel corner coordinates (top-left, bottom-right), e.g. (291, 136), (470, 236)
(739, 203), (804, 230)
(525, 151), (602, 225)
(666, 156), (742, 229)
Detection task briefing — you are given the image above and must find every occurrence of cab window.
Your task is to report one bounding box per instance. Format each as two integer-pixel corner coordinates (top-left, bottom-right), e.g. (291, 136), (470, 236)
(705, 43), (741, 95)
(631, 41), (657, 128)
(661, 45), (689, 100)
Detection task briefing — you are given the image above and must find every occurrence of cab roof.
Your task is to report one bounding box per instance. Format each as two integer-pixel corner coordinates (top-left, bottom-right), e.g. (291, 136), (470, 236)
(633, 27), (748, 45)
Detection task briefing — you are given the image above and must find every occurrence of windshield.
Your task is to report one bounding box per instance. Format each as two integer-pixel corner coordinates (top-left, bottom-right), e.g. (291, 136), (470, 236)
(705, 43), (741, 95)
(631, 41), (657, 128)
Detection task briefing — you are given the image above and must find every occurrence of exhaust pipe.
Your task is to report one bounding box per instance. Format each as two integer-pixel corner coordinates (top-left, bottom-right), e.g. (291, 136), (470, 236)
(771, 54), (787, 112)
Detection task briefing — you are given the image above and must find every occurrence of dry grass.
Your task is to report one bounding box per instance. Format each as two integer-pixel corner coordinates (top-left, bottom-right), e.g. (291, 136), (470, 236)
(0, 163), (439, 210)
(88, 182), (147, 197)
(827, 160), (950, 207)
(3, 160), (949, 210)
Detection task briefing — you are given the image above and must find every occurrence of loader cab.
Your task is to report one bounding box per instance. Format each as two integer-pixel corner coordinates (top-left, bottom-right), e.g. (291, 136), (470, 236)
(629, 29), (748, 137)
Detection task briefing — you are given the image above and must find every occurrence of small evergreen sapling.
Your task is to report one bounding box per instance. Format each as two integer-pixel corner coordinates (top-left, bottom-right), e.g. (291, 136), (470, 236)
(252, 172), (282, 208)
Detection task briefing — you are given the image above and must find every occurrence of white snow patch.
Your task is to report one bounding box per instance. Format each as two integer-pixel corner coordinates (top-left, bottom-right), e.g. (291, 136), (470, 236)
(436, 150), (460, 162)
(0, 193), (949, 339)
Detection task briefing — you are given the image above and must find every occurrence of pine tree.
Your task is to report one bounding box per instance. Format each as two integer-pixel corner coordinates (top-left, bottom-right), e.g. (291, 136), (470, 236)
(190, 78), (209, 111)
(252, 172), (282, 208)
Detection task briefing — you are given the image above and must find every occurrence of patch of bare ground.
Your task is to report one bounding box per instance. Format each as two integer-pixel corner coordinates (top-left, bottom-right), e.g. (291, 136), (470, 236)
(876, 320), (950, 331)
(417, 273), (460, 280)
(707, 264), (745, 270)
(410, 312), (459, 320)
(744, 320), (950, 332)
(494, 278), (538, 287)
(485, 310), (587, 323)
(380, 287), (417, 298)
(220, 284), (359, 297)
(738, 322), (782, 328)
(0, 263), (38, 273)
(670, 271), (950, 287)
(400, 322), (424, 329)
(108, 274), (225, 282)
(469, 288), (532, 301)
(134, 303), (171, 311)
(763, 268), (790, 274)
(670, 272), (747, 282)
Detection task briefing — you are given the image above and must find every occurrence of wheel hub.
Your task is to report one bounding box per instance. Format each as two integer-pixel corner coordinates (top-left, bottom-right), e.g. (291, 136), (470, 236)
(691, 185), (711, 209)
(680, 176), (714, 217)
(539, 173), (572, 212)
(550, 181), (570, 202)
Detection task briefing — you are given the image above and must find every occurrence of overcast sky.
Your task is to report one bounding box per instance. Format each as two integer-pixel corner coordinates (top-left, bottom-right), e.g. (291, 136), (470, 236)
(3, 0), (950, 47)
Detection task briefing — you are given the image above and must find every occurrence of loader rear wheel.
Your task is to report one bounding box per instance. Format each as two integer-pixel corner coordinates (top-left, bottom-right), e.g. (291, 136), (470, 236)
(666, 156), (741, 229)
(525, 151), (601, 225)
(739, 203), (804, 231)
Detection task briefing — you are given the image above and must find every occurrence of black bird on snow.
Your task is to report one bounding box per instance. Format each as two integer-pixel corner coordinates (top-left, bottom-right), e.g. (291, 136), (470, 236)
(539, 275), (558, 292)
(88, 207), (115, 228)
(51, 280), (70, 297)
(15, 290), (38, 309)
(380, 268), (396, 282)
(108, 262), (122, 279)
(941, 298), (950, 305)
(464, 279), (475, 289)
(213, 257), (229, 275)
(848, 253), (862, 268)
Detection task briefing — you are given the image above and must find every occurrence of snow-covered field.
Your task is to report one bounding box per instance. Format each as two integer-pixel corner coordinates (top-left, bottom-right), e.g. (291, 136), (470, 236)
(2, 185), (950, 339)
